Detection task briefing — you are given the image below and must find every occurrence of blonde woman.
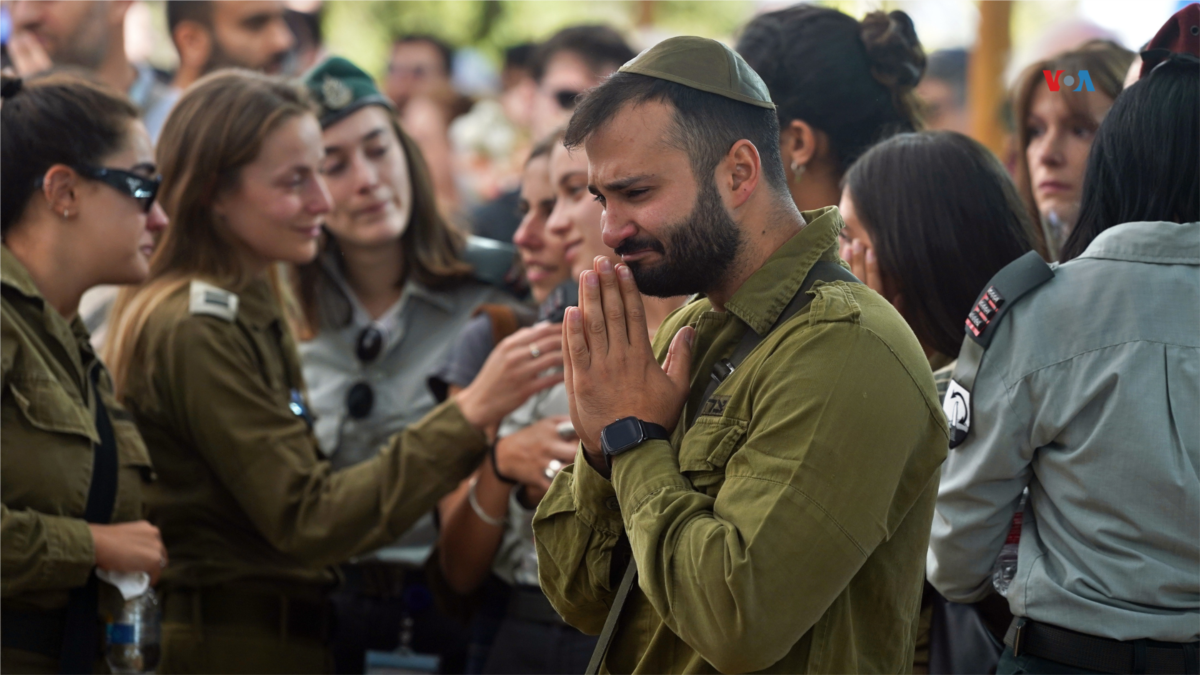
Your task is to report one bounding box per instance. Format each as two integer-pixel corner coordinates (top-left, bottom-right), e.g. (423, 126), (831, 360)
(104, 70), (562, 674)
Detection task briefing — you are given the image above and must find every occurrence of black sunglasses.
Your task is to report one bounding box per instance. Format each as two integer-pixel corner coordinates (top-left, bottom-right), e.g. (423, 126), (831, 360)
(554, 90), (582, 111)
(36, 165), (161, 213)
(345, 326), (386, 420)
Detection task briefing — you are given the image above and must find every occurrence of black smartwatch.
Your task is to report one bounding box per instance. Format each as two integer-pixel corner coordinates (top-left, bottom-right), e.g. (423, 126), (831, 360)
(600, 416), (670, 469)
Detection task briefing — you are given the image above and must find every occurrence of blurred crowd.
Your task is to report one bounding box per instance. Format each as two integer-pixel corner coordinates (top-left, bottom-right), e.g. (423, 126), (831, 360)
(1, 1), (1197, 675)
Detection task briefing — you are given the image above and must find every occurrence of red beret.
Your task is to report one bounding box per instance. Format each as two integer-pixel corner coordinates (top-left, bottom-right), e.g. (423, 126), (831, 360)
(1140, 3), (1200, 78)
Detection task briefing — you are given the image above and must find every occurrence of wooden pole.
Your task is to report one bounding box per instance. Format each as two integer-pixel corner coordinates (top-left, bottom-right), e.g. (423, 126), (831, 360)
(636, 0), (656, 28)
(967, 0), (1013, 157)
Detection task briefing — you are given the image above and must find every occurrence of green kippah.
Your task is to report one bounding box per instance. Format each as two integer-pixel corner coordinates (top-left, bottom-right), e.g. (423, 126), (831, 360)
(303, 56), (394, 128)
(618, 36), (775, 110)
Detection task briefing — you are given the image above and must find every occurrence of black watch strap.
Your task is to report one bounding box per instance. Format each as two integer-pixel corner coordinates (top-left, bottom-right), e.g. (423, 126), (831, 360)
(602, 417), (670, 469)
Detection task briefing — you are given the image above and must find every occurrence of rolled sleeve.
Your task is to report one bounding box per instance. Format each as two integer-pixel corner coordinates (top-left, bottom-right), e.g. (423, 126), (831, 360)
(1, 505), (95, 597)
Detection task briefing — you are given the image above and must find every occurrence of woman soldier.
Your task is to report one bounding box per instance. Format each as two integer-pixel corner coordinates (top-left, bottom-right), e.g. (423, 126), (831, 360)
(293, 57), (519, 673)
(1, 73), (168, 673)
(103, 70), (562, 674)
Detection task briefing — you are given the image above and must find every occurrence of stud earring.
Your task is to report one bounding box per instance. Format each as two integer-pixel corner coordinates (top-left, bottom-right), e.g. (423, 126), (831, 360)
(790, 161), (806, 184)
(62, 209), (70, 218)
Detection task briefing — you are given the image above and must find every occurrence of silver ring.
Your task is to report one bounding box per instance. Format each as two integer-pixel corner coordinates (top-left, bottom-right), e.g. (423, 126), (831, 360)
(529, 344), (542, 359)
(160, 555), (167, 568)
(544, 459), (564, 481)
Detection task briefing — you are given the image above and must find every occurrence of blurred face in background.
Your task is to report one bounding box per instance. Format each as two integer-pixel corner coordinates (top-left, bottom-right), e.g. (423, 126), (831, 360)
(213, 114), (330, 268)
(385, 39), (450, 110)
(319, 106), (414, 250)
(546, 141), (615, 279)
(512, 155), (566, 303)
(531, 51), (609, 139)
(206, 1), (294, 75)
(1024, 86), (1114, 232)
(10, 0), (127, 68)
(916, 77), (969, 134)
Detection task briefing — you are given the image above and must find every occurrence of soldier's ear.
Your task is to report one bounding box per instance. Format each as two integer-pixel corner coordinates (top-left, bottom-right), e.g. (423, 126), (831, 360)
(723, 139), (761, 210)
(40, 165), (80, 219)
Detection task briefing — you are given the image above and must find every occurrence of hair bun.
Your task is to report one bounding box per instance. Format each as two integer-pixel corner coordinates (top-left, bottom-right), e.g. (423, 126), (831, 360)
(861, 10), (926, 90)
(1, 76), (24, 99)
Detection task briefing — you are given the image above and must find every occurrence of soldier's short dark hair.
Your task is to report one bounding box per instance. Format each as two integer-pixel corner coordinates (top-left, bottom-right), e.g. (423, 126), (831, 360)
(564, 72), (787, 193)
(167, 0), (214, 33)
(531, 25), (635, 84)
(393, 34), (454, 76)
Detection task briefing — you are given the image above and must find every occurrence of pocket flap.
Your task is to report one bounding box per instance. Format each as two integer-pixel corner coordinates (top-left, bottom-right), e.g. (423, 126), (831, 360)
(678, 416), (747, 472)
(8, 375), (96, 443)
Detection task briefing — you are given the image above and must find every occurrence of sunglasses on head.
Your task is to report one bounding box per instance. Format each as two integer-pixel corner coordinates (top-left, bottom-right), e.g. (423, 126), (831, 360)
(554, 90), (582, 111)
(345, 326), (386, 420)
(37, 165), (161, 214)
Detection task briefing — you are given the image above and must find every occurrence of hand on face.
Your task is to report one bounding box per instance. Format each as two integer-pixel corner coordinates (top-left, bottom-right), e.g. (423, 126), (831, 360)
(563, 256), (693, 468)
(839, 238), (883, 296)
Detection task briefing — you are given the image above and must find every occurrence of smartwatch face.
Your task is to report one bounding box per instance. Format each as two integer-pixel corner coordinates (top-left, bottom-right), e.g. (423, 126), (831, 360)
(603, 417), (644, 454)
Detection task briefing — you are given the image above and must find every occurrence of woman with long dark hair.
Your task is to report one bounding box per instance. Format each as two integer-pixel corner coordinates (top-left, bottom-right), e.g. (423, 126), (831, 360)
(928, 54), (1199, 675)
(1, 72), (168, 673)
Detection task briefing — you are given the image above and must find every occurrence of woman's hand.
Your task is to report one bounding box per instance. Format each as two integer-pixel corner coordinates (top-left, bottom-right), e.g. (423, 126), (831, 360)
(841, 239), (885, 296)
(88, 521), (167, 585)
(455, 322), (564, 431)
(494, 415), (578, 492)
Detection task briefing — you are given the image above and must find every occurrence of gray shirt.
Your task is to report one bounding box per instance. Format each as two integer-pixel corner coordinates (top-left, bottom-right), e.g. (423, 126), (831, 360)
(928, 221), (1200, 642)
(298, 263), (512, 563)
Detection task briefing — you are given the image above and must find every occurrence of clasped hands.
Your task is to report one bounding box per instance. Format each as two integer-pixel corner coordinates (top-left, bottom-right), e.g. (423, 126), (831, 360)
(563, 257), (695, 476)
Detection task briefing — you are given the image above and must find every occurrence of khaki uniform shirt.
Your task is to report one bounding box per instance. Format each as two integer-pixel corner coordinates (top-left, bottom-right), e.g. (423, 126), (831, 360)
(1, 247), (153, 612)
(124, 277), (488, 592)
(533, 207), (948, 673)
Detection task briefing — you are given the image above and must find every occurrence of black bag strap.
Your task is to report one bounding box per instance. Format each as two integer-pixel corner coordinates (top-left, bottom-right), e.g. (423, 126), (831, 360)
(585, 261), (860, 674)
(57, 364), (120, 674)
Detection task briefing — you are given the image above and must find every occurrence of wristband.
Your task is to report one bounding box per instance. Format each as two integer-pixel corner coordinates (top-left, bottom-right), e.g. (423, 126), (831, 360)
(467, 477), (505, 527)
(489, 442), (519, 485)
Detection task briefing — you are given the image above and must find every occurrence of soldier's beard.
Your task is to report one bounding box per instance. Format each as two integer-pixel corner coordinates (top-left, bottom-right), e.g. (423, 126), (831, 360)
(616, 183), (744, 298)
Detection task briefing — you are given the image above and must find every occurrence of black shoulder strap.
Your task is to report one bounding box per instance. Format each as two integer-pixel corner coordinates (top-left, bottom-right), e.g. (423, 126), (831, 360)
(585, 261), (860, 675)
(945, 251), (1055, 448)
(58, 364), (120, 674)
(689, 260), (859, 426)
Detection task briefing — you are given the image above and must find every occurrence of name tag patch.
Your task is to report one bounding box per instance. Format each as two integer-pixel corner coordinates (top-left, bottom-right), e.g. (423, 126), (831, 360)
(699, 395), (730, 418)
(966, 285), (1005, 338)
(944, 379), (971, 448)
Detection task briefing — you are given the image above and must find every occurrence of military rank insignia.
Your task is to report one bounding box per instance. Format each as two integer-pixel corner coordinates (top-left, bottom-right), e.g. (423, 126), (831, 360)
(966, 286), (1005, 338)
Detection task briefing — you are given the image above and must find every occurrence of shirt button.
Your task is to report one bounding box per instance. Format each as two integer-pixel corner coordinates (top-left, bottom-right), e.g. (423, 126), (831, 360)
(605, 497), (621, 512)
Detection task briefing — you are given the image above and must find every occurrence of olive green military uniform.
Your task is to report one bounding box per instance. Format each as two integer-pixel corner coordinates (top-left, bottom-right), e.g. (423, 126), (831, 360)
(533, 208), (948, 673)
(122, 278), (488, 673)
(1, 246), (154, 673)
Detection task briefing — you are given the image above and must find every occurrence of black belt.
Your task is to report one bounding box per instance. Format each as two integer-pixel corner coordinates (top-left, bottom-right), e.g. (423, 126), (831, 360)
(1006, 618), (1200, 674)
(164, 588), (332, 642)
(2, 607), (67, 660)
(506, 586), (565, 625)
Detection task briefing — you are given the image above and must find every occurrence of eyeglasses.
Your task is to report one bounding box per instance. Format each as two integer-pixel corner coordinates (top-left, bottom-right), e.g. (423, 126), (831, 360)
(346, 326), (385, 420)
(36, 165), (161, 213)
(554, 90), (582, 111)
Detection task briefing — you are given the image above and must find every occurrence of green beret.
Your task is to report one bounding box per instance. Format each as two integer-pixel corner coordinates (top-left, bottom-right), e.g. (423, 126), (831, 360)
(303, 56), (395, 128)
(619, 36), (775, 110)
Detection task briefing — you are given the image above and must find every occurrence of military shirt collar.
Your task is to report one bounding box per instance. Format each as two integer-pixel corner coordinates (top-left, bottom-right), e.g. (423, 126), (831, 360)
(1, 245), (45, 303)
(234, 276), (284, 330)
(1076, 221), (1199, 266)
(723, 205), (846, 336)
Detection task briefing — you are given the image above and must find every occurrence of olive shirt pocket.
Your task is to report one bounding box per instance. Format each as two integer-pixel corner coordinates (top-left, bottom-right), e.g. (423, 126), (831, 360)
(7, 373), (96, 443)
(677, 415), (748, 497)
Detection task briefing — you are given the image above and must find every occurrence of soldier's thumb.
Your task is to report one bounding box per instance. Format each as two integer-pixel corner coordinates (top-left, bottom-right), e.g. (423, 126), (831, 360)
(664, 326), (694, 389)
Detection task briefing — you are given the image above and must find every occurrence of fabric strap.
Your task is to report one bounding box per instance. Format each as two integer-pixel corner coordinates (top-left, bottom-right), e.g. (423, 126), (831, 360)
(57, 365), (120, 674)
(585, 260), (860, 674)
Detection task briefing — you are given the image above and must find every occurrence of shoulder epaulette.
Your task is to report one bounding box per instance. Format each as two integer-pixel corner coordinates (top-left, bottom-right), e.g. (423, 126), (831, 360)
(188, 280), (239, 322)
(945, 250), (1055, 448)
(963, 251), (1055, 349)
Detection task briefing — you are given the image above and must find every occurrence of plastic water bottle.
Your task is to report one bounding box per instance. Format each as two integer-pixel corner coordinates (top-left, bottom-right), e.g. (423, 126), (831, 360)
(992, 491), (1028, 596)
(105, 587), (161, 674)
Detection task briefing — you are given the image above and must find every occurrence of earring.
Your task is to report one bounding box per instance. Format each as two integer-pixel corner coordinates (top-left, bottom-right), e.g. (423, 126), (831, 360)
(790, 161), (806, 184)
(62, 209), (70, 218)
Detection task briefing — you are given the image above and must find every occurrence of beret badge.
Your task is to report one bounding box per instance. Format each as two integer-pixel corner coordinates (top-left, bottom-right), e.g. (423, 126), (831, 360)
(321, 75), (353, 110)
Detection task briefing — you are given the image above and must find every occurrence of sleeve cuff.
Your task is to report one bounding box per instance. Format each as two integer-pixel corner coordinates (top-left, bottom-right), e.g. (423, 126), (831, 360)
(42, 515), (96, 590)
(611, 439), (691, 513)
(570, 444), (624, 536)
(406, 398), (490, 470)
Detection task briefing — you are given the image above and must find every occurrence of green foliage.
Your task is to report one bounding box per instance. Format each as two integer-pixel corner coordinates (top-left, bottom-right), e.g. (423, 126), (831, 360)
(324, 1), (755, 80)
